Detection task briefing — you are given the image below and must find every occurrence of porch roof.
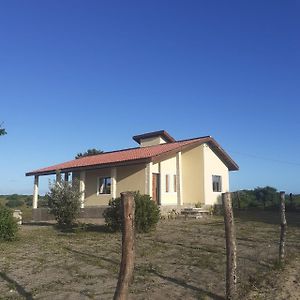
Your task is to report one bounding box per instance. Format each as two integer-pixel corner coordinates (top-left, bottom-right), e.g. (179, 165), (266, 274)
(26, 136), (239, 176)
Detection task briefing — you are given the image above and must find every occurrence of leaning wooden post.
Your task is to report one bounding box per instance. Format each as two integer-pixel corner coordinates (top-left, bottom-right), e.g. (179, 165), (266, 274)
(279, 191), (287, 264)
(222, 192), (237, 300)
(114, 192), (135, 300)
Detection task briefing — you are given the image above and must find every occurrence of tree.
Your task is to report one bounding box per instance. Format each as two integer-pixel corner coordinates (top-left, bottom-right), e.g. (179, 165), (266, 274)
(46, 179), (82, 227)
(254, 186), (278, 209)
(0, 122), (7, 136)
(75, 148), (103, 159)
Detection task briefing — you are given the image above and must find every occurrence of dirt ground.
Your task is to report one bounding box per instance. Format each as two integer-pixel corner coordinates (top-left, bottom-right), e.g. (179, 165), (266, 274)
(0, 211), (299, 299)
(246, 255), (300, 300)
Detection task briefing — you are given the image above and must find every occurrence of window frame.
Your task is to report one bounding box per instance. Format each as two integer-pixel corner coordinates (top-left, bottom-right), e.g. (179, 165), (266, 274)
(97, 177), (112, 195)
(212, 175), (222, 192)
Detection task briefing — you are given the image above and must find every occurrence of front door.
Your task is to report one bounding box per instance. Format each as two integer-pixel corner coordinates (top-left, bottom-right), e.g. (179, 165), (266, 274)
(152, 173), (160, 205)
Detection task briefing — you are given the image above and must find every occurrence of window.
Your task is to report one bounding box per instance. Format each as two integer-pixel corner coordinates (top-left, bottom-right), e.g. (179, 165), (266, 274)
(97, 177), (111, 195)
(174, 175), (177, 192)
(165, 174), (169, 193)
(212, 175), (222, 192)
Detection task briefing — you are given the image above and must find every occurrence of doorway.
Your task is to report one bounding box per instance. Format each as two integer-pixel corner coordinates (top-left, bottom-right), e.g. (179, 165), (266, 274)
(152, 173), (160, 205)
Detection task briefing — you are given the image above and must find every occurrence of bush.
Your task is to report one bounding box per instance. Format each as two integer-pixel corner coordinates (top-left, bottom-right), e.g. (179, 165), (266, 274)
(0, 206), (19, 241)
(46, 180), (82, 227)
(104, 192), (160, 233)
(5, 198), (24, 208)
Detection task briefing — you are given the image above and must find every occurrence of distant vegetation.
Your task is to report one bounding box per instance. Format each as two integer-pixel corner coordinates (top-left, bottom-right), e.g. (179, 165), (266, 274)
(0, 194), (48, 208)
(75, 148), (103, 159)
(0, 194), (48, 222)
(1, 186), (299, 215)
(232, 186), (300, 211)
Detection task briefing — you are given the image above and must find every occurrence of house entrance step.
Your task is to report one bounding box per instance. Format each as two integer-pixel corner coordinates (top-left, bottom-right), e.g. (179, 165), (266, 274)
(181, 207), (211, 219)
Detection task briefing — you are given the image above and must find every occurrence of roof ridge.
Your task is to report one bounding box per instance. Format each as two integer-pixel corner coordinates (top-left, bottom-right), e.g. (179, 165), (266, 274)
(76, 138), (207, 159)
(175, 135), (211, 143)
(75, 145), (142, 159)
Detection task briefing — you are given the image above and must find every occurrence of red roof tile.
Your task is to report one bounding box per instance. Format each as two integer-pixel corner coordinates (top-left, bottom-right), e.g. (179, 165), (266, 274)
(26, 136), (238, 176)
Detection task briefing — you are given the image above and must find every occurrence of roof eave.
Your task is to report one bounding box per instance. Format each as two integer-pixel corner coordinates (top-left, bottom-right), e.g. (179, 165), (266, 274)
(25, 158), (151, 177)
(151, 137), (239, 171)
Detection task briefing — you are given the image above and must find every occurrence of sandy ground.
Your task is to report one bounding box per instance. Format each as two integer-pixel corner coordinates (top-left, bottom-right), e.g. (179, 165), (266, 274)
(0, 212), (299, 299)
(246, 256), (300, 300)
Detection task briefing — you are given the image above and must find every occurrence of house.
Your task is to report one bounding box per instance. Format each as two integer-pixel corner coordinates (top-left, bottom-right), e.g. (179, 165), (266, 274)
(26, 130), (238, 215)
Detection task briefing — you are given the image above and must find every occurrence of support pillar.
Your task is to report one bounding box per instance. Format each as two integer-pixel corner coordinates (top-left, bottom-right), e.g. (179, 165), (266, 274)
(145, 162), (153, 195)
(79, 171), (86, 208)
(64, 172), (69, 182)
(55, 170), (62, 183)
(33, 175), (39, 209)
(176, 151), (183, 205)
(111, 167), (117, 199)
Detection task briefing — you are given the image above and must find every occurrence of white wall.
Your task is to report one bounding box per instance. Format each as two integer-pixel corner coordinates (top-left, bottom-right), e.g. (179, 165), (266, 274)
(158, 156), (177, 205)
(140, 136), (167, 147)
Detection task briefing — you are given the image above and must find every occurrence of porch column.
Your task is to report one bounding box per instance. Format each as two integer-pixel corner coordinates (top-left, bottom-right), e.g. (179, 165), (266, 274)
(176, 152), (183, 205)
(64, 172), (69, 182)
(145, 162), (153, 195)
(79, 171), (85, 208)
(111, 167), (117, 199)
(33, 175), (39, 209)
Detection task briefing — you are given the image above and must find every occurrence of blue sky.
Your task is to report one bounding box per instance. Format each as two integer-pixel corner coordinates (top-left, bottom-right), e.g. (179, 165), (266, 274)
(0, 1), (299, 194)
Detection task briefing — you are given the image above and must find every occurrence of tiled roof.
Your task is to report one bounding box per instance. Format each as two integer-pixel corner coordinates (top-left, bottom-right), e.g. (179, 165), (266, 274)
(26, 136), (238, 176)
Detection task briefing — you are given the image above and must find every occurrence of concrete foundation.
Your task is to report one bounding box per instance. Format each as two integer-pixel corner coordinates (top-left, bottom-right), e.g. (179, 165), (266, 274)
(32, 206), (109, 222)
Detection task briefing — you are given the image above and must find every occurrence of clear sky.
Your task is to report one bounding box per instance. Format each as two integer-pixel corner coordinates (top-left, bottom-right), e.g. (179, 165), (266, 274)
(0, 1), (299, 195)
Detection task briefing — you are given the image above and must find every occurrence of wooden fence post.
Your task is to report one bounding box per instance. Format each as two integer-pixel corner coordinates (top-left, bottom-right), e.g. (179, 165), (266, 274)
(279, 191), (287, 264)
(222, 192), (237, 300)
(114, 192), (135, 300)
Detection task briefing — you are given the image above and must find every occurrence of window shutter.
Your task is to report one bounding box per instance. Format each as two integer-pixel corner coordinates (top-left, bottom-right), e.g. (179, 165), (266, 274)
(174, 175), (177, 192)
(166, 174), (169, 193)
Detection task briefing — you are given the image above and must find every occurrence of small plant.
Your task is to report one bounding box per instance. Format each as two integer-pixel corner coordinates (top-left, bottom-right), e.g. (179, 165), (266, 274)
(0, 206), (19, 241)
(46, 179), (82, 227)
(104, 192), (160, 233)
(195, 202), (203, 208)
(212, 204), (223, 215)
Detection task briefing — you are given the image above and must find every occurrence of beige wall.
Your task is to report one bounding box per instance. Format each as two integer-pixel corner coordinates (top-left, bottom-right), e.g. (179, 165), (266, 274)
(158, 156), (177, 205)
(140, 136), (166, 147)
(116, 164), (146, 196)
(181, 143), (229, 206)
(182, 145), (205, 205)
(73, 164), (146, 207)
(203, 144), (229, 205)
(84, 169), (112, 206)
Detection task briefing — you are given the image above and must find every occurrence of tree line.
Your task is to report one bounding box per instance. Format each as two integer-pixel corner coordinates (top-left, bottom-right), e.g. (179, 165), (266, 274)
(232, 186), (300, 211)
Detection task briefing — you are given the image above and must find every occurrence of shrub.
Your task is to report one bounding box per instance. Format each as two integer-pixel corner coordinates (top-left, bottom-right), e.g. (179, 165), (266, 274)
(104, 192), (160, 233)
(46, 180), (82, 227)
(24, 196), (33, 207)
(5, 198), (24, 208)
(0, 206), (19, 241)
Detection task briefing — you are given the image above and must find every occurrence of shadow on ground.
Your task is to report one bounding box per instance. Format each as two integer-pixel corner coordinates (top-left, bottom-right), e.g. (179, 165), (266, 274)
(148, 269), (225, 300)
(0, 272), (33, 300)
